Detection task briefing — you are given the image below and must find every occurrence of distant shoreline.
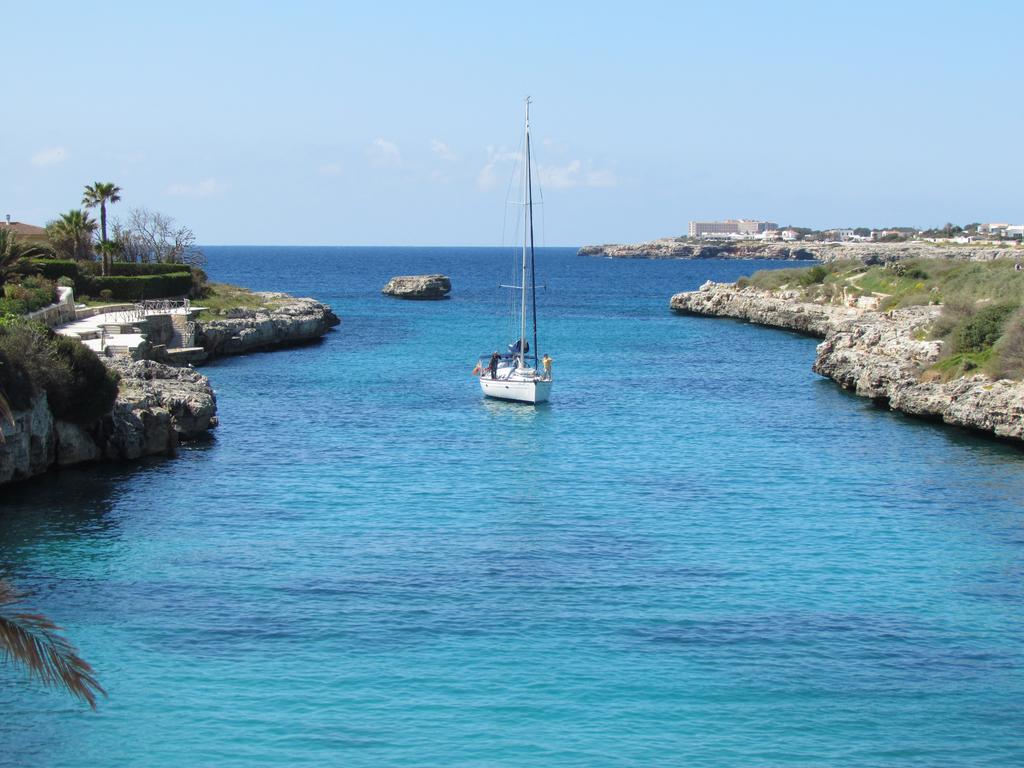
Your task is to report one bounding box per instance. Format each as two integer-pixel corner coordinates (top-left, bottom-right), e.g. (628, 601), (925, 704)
(581, 239), (1021, 263)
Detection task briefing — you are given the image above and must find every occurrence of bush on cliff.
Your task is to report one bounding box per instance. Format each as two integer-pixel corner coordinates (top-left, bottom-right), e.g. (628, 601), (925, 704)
(797, 265), (829, 286)
(0, 320), (119, 424)
(992, 309), (1024, 380)
(949, 303), (1018, 354)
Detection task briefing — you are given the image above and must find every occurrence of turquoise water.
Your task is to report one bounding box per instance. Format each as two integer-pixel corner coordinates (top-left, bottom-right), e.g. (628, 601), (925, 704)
(2, 247), (1024, 766)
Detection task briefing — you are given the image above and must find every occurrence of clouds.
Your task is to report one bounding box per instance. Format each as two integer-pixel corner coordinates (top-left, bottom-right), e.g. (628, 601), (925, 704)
(166, 178), (227, 198)
(477, 146), (522, 190)
(538, 160), (616, 190)
(31, 147), (69, 167)
(369, 138), (402, 167)
(476, 145), (615, 191)
(431, 139), (456, 162)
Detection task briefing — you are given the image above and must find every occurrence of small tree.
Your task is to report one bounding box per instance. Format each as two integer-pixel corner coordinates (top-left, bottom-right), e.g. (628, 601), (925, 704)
(46, 210), (97, 262)
(112, 208), (204, 266)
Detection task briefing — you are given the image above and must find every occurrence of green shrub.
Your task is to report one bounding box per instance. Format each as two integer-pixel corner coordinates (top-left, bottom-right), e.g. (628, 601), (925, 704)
(107, 262), (192, 276)
(46, 334), (120, 424)
(797, 265), (829, 286)
(950, 303), (1017, 354)
(99, 289), (113, 301)
(0, 321), (119, 423)
(0, 299), (26, 316)
(56, 276), (75, 288)
(190, 267), (210, 299)
(0, 322), (61, 410)
(28, 259), (81, 281)
(81, 272), (193, 300)
(990, 308), (1024, 380)
(931, 299), (975, 339)
(0, 275), (56, 315)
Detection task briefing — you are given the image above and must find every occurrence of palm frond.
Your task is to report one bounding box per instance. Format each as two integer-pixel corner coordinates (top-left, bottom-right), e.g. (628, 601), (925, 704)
(0, 392), (12, 444)
(0, 582), (106, 710)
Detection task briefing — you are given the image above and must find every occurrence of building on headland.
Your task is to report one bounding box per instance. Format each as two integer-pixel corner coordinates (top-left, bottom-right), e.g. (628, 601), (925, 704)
(979, 223), (1010, 235)
(1, 215), (48, 245)
(826, 229), (855, 241)
(688, 219), (778, 238)
(781, 229), (800, 241)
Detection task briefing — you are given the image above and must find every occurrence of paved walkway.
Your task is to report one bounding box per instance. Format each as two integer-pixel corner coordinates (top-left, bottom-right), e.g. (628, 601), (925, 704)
(56, 306), (193, 356)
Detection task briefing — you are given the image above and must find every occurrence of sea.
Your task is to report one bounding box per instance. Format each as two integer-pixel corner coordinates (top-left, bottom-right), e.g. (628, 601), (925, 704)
(2, 247), (1023, 767)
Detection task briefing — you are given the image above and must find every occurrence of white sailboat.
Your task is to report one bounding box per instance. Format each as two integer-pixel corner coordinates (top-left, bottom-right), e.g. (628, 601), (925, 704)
(477, 98), (552, 405)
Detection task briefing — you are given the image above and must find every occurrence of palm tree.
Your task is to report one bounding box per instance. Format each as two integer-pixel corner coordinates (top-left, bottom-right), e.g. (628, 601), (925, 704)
(0, 580), (105, 709)
(46, 210), (97, 262)
(83, 183), (121, 276)
(0, 229), (53, 283)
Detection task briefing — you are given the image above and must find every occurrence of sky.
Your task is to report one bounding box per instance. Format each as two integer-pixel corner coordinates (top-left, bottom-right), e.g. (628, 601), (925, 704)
(2, 1), (1022, 246)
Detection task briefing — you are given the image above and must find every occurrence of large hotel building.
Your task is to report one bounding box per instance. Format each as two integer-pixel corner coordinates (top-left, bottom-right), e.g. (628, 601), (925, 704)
(688, 219), (778, 237)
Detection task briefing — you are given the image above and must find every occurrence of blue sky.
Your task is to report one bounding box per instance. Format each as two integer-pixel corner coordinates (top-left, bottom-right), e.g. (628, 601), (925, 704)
(2, 1), (1021, 245)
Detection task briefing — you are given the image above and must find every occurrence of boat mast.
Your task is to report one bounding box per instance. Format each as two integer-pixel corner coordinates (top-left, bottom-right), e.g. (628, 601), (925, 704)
(526, 99), (538, 366)
(518, 97), (530, 369)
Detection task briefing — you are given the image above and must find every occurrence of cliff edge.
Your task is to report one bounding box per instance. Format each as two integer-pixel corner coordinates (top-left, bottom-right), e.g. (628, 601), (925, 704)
(670, 282), (1024, 441)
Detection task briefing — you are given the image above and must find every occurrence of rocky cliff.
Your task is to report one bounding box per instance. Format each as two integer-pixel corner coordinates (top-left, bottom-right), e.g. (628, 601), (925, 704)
(194, 296), (340, 359)
(381, 274), (451, 299)
(1, 359), (217, 485)
(670, 282), (1024, 442)
(582, 239), (1020, 263)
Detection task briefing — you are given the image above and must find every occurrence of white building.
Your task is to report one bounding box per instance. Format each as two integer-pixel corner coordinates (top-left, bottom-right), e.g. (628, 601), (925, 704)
(979, 222), (1010, 235)
(781, 229), (799, 241)
(688, 219), (778, 238)
(827, 229), (855, 241)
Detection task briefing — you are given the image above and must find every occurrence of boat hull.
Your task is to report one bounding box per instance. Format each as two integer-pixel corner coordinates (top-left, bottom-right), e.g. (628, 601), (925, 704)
(479, 375), (552, 404)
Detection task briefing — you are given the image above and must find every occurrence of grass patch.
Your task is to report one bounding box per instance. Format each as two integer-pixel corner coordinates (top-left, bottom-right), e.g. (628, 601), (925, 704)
(743, 258), (1024, 309)
(738, 257), (1024, 381)
(929, 348), (995, 381)
(194, 283), (290, 320)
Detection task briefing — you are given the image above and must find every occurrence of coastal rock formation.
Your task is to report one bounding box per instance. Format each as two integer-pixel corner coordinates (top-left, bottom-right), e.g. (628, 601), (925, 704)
(670, 281), (1024, 442)
(382, 274), (451, 299)
(583, 239), (1020, 264)
(194, 296), (340, 359)
(670, 280), (858, 336)
(0, 360), (217, 485)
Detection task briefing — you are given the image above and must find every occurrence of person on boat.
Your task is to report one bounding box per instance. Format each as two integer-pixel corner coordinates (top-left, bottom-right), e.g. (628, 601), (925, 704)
(542, 354), (553, 378)
(489, 351), (501, 379)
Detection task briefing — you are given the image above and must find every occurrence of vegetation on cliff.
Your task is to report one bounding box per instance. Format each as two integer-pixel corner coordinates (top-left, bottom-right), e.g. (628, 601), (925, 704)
(0, 320), (119, 424)
(194, 283), (291, 320)
(738, 258), (1024, 381)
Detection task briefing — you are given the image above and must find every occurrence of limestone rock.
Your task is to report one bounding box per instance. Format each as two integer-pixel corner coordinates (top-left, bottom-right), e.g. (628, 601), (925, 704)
(195, 297), (340, 358)
(583, 239), (1019, 264)
(670, 282), (1024, 443)
(105, 359), (218, 441)
(0, 358), (218, 485)
(0, 395), (55, 484)
(382, 274), (451, 300)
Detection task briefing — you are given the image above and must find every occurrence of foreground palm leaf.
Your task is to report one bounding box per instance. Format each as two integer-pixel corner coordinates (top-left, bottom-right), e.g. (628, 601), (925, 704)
(0, 392), (12, 444)
(0, 581), (106, 709)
